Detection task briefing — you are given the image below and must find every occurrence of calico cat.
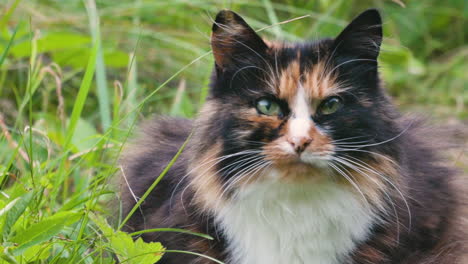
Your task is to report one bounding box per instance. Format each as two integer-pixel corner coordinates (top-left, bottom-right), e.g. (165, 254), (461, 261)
(120, 9), (467, 264)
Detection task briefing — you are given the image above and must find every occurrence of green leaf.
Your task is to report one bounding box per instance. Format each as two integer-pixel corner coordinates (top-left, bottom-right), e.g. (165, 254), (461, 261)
(125, 237), (164, 264)
(0, 192), (34, 241)
(22, 244), (51, 262)
(90, 213), (164, 264)
(11, 211), (82, 255)
(0, 245), (18, 264)
(89, 212), (113, 237)
(60, 190), (113, 211)
(0, 0), (21, 30)
(69, 118), (99, 152)
(0, 198), (19, 218)
(10, 32), (91, 58)
(103, 49), (129, 68)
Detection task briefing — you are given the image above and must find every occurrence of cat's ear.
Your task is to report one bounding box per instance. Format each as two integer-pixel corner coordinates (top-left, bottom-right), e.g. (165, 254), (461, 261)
(211, 10), (268, 70)
(333, 9), (383, 60)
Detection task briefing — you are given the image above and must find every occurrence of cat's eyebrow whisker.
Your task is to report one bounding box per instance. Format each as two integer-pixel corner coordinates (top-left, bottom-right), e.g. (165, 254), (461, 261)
(328, 58), (378, 76)
(231, 38), (277, 84)
(273, 49), (280, 84)
(230, 65), (271, 92)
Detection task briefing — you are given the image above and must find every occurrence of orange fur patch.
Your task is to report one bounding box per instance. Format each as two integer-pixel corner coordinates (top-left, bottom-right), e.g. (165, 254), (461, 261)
(188, 142), (226, 211)
(302, 61), (348, 99)
(244, 113), (283, 130)
(276, 59), (348, 103)
(264, 39), (295, 49)
(338, 154), (399, 208)
(277, 59), (301, 101)
(306, 125), (334, 152)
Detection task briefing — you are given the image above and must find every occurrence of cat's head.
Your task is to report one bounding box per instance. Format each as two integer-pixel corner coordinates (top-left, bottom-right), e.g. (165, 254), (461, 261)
(190, 9), (401, 207)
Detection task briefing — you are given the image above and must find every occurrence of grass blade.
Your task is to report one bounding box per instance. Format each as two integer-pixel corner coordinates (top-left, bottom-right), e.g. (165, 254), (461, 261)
(118, 132), (192, 230)
(64, 42), (98, 149)
(130, 228), (213, 240)
(0, 23), (19, 68)
(85, 0), (111, 130)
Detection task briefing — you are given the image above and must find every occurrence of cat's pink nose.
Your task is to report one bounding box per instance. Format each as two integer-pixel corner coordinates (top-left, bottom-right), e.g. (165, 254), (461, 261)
(287, 136), (312, 154)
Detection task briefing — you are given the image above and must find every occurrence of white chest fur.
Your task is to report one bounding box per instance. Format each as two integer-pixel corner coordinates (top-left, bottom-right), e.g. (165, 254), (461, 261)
(215, 178), (376, 264)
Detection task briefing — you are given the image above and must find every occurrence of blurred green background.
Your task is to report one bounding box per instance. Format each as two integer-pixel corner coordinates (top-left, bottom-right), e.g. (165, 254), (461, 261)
(1, 0), (467, 124)
(0, 0), (466, 263)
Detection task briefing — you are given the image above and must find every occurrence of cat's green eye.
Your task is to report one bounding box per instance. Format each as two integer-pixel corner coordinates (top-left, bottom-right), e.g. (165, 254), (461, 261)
(256, 98), (282, 116)
(319, 97), (343, 115)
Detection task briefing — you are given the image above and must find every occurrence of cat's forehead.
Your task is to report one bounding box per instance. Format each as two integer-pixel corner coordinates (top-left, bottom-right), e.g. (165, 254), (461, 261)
(267, 41), (348, 101)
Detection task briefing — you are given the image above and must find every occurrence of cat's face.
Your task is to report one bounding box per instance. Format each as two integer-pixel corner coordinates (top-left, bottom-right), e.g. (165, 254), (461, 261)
(191, 9), (399, 204)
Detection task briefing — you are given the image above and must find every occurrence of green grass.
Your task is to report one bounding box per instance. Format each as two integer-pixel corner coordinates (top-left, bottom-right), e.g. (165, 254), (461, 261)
(0, 0), (466, 263)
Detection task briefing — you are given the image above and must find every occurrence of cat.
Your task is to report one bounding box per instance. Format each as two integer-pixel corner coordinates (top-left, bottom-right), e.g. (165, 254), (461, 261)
(120, 9), (467, 264)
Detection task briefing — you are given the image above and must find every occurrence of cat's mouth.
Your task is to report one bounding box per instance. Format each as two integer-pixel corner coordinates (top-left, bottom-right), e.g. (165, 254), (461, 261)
(260, 146), (335, 182)
(298, 151), (333, 168)
(262, 138), (334, 168)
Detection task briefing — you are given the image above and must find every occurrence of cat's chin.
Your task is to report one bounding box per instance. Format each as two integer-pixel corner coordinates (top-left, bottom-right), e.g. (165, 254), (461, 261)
(299, 152), (331, 168)
(266, 156), (333, 183)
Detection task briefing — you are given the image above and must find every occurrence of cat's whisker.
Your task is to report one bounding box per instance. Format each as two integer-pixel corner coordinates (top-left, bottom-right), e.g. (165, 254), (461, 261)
(333, 122), (414, 150)
(212, 160), (270, 210)
(334, 147), (399, 166)
(332, 140), (372, 146)
(334, 159), (400, 238)
(328, 162), (370, 207)
(180, 153), (261, 204)
(335, 154), (411, 233)
(219, 158), (268, 196)
(219, 159), (270, 196)
(330, 135), (370, 143)
(171, 150), (263, 210)
(330, 156), (402, 244)
(185, 154), (264, 211)
(330, 155), (405, 244)
(217, 161), (272, 210)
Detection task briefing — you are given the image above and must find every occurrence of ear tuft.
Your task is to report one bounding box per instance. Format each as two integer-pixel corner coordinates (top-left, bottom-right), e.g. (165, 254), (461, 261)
(212, 10), (243, 32)
(211, 10), (268, 70)
(333, 9), (383, 60)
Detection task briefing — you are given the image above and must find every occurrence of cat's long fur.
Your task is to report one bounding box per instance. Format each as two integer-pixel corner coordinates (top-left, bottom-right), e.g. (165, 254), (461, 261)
(120, 9), (467, 264)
